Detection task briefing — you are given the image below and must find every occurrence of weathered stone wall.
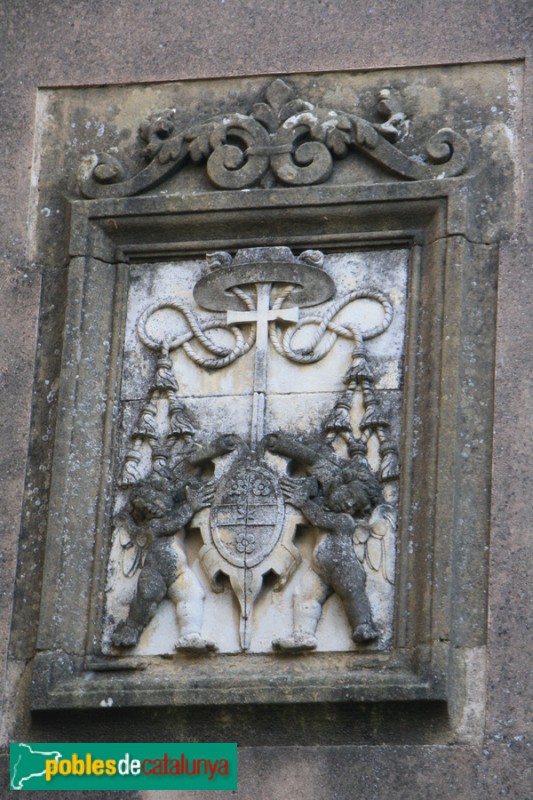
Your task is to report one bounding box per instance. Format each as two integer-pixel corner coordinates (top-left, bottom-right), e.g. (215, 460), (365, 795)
(1, 2), (531, 798)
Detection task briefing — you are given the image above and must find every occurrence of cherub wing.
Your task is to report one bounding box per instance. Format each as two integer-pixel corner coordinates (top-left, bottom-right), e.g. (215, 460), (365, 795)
(115, 513), (150, 578)
(353, 503), (396, 584)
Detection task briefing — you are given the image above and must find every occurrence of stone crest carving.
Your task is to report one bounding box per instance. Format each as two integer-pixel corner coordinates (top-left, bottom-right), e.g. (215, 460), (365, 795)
(106, 246), (401, 654)
(79, 78), (470, 198)
(31, 65), (505, 712)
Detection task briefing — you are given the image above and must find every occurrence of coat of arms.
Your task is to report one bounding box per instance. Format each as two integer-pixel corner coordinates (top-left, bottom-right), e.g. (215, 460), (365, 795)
(105, 246), (403, 654)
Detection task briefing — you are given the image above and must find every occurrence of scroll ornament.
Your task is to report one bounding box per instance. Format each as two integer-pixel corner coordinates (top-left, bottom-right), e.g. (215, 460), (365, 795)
(79, 79), (470, 198)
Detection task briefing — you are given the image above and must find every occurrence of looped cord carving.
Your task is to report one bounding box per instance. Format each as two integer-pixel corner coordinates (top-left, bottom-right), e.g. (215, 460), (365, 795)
(138, 287), (256, 368)
(269, 288), (393, 364)
(138, 287), (392, 371)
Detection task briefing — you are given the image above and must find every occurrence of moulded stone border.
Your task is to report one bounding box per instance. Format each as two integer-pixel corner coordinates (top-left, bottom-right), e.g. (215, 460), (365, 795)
(31, 176), (496, 717)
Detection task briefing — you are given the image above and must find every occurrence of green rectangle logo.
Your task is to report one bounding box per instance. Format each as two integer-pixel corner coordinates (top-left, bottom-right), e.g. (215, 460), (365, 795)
(10, 743), (237, 791)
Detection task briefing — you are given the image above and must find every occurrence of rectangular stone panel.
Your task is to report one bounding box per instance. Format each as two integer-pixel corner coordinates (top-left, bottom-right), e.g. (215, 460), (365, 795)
(26, 65), (512, 718)
(102, 247), (407, 656)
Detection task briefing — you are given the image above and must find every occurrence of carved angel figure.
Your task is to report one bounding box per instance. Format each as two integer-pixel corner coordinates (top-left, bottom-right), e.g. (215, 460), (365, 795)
(112, 467), (216, 652)
(263, 433), (395, 651)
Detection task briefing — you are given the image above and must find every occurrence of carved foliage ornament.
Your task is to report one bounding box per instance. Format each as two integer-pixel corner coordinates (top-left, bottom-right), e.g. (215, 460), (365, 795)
(109, 247), (399, 653)
(79, 79), (470, 198)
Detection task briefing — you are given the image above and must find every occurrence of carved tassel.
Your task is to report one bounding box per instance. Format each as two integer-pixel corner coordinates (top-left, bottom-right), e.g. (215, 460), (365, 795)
(154, 349), (178, 391)
(360, 377), (376, 405)
(168, 393), (197, 438)
(133, 398), (159, 440)
(359, 375), (389, 431)
(151, 446), (171, 478)
(120, 458), (142, 488)
(380, 447), (400, 481)
(344, 357), (375, 385)
(347, 436), (368, 459)
(360, 402), (389, 431)
(376, 424), (400, 481)
(323, 397), (353, 435)
(324, 406), (352, 433)
(119, 441), (143, 488)
(344, 338), (375, 385)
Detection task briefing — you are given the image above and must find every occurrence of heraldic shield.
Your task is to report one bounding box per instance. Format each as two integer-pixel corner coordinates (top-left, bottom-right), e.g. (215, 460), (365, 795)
(210, 459), (284, 569)
(199, 455), (302, 650)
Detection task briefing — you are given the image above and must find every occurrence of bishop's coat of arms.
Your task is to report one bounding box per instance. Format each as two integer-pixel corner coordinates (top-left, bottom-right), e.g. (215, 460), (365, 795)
(105, 246), (403, 654)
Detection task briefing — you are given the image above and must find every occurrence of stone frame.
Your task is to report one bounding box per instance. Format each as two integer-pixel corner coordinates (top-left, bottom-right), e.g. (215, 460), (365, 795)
(32, 171), (495, 711)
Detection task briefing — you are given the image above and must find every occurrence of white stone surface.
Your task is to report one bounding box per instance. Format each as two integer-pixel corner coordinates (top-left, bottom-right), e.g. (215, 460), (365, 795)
(103, 248), (407, 655)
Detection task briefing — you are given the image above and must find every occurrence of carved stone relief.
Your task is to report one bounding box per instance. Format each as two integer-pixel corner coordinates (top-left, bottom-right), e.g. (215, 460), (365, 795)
(28, 64), (513, 710)
(78, 78), (470, 198)
(104, 245), (405, 655)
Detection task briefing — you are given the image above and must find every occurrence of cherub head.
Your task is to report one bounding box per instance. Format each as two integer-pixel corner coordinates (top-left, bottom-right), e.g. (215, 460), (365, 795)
(326, 465), (382, 518)
(129, 474), (174, 522)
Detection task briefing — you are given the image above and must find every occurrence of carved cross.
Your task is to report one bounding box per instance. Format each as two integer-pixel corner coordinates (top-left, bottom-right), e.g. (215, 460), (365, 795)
(227, 282), (298, 446)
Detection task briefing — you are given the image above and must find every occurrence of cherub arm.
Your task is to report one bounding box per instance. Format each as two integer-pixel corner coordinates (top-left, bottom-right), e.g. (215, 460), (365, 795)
(299, 499), (354, 536)
(115, 507), (144, 537)
(262, 432), (320, 465)
(149, 508), (193, 536)
(150, 480), (216, 536)
(281, 476), (354, 535)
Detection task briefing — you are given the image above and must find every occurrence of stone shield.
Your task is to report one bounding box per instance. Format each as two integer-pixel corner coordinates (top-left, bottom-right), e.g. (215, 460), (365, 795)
(210, 459), (284, 569)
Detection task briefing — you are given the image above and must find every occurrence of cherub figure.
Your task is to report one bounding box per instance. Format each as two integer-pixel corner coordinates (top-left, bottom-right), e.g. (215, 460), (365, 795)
(112, 468), (216, 652)
(263, 433), (394, 651)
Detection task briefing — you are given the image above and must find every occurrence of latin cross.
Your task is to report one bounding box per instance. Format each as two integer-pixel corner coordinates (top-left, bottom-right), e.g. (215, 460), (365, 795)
(227, 282), (298, 445)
